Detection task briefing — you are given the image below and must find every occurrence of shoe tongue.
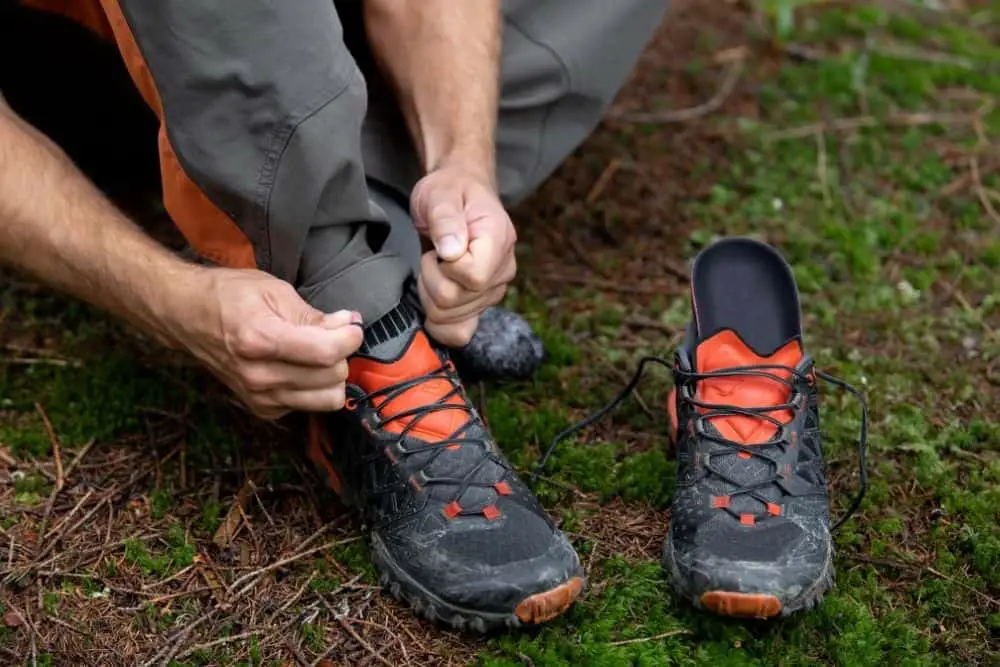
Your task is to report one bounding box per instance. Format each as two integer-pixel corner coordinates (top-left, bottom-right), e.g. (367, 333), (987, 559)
(350, 305), (469, 442)
(694, 329), (803, 445)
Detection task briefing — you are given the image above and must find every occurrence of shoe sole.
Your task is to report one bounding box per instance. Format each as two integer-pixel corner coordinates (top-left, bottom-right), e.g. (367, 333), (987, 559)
(371, 534), (585, 632)
(661, 532), (833, 619)
(308, 418), (585, 632)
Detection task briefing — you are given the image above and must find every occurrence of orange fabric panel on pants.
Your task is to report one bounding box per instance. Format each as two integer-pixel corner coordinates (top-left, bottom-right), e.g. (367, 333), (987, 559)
(94, 0), (257, 270)
(18, 0), (113, 40)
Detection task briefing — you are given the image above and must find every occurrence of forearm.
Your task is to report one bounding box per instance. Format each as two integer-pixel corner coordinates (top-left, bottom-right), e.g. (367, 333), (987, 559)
(364, 0), (501, 184)
(0, 102), (206, 347)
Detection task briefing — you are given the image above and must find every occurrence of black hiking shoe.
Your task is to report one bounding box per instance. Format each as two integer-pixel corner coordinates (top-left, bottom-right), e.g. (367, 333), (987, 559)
(307, 301), (583, 632)
(661, 237), (867, 618)
(539, 237), (867, 619)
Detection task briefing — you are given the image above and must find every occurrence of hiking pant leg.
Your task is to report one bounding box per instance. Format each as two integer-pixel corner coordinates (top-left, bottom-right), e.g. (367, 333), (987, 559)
(96, 0), (410, 323)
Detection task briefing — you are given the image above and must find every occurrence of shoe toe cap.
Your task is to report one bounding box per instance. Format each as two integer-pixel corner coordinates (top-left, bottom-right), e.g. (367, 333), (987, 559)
(377, 508), (582, 617)
(665, 516), (831, 610)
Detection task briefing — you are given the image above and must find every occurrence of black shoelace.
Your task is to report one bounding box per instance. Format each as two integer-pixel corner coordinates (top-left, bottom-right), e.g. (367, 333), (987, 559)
(535, 356), (869, 531)
(350, 360), (505, 510)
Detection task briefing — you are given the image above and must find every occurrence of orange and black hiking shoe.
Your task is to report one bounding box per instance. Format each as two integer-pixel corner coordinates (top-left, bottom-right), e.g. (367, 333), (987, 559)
(307, 300), (583, 632)
(660, 238), (868, 618)
(539, 237), (867, 620)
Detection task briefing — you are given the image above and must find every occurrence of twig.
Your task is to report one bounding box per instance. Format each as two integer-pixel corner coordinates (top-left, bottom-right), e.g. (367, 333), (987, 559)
(249, 480), (276, 529)
(847, 553), (1000, 608)
(586, 159), (623, 205)
(0, 358), (75, 367)
(970, 156), (1000, 227)
(615, 56), (746, 124)
(927, 566), (1000, 609)
(143, 563), (195, 590)
(39, 488), (93, 544)
(312, 601), (395, 667)
(765, 107), (995, 142)
(63, 439), (96, 481)
(34, 403), (63, 489)
(175, 629), (263, 659)
(229, 537), (359, 597)
(269, 571), (321, 622)
(608, 629), (690, 646)
(940, 154), (1000, 197)
(286, 637), (311, 667)
(623, 315), (678, 335)
(141, 610), (218, 667)
(815, 127), (832, 207)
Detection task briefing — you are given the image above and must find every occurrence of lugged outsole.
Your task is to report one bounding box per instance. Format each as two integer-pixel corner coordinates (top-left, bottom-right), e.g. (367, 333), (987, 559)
(372, 540), (583, 632)
(379, 571), (585, 632)
(661, 535), (834, 619)
(373, 537), (585, 633)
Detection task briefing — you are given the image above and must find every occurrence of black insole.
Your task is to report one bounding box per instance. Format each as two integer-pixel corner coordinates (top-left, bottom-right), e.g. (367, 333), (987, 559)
(690, 238), (801, 356)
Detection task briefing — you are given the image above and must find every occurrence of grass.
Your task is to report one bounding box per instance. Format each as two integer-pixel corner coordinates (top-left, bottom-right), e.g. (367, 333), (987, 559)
(1, 1), (998, 665)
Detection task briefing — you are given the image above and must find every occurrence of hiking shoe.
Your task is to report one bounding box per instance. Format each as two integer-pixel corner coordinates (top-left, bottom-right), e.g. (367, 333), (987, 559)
(538, 237), (867, 620)
(661, 237), (867, 618)
(307, 301), (583, 631)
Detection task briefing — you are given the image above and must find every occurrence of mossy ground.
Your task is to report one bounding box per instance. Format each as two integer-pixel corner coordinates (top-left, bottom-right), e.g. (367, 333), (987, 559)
(1, 1), (998, 665)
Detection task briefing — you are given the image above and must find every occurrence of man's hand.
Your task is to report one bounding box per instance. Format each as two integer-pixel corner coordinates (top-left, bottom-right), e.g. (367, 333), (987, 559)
(176, 269), (365, 420)
(365, 0), (506, 346)
(411, 165), (516, 347)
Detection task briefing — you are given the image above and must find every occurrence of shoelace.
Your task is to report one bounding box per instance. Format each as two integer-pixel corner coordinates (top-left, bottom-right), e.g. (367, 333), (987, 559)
(349, 360), (505, 511)
(535, 356), (869, 531)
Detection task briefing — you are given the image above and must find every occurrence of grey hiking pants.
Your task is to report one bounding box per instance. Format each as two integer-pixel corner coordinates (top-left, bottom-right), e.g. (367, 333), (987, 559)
(23, 0), (667, 323)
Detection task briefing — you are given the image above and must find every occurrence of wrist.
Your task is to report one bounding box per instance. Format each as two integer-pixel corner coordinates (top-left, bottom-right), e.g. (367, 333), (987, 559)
(430, 150), (497, 191)
(144, 260), (217, 351)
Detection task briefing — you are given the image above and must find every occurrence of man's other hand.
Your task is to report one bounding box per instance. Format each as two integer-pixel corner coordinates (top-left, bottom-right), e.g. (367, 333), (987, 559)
(411, 165), (517, 347)
(176, 268), (364, 420)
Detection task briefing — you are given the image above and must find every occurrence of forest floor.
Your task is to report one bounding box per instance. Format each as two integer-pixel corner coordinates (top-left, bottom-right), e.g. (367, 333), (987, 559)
(1, 1), (999, 665)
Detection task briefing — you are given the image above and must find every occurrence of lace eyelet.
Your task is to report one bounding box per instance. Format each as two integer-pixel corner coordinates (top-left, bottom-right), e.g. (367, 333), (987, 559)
(344, 397), (358, 411)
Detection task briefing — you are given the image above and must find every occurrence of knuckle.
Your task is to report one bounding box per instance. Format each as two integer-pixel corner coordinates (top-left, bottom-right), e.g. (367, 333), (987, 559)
(437, 281), (464, 308)
(314, 346), (340, 367)
(467, 272), (490, 292)
(233, 327), (269, 358)
(332, 360), (350, 383)
(240, 366), (273, 393)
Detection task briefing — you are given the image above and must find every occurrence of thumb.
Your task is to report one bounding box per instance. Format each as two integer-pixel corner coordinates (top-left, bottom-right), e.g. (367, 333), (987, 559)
(425, 201), (468, 262)
(319, 309), (364, 330)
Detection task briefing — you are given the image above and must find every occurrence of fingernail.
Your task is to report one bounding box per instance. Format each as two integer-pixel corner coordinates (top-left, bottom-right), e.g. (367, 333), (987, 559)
(436, 235), (462, 260)
(350, 311), (363, 325)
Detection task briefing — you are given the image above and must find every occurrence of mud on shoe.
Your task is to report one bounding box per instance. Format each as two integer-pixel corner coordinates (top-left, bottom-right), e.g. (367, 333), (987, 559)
(662, 237), (868, 618)
(539, 237), (868, 620)
(307, 301), (584, 632)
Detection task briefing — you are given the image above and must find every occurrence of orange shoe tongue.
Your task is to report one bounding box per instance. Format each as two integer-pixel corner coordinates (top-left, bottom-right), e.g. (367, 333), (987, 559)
(695, 330), (803, 445)
(348, 331), (469, 442)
